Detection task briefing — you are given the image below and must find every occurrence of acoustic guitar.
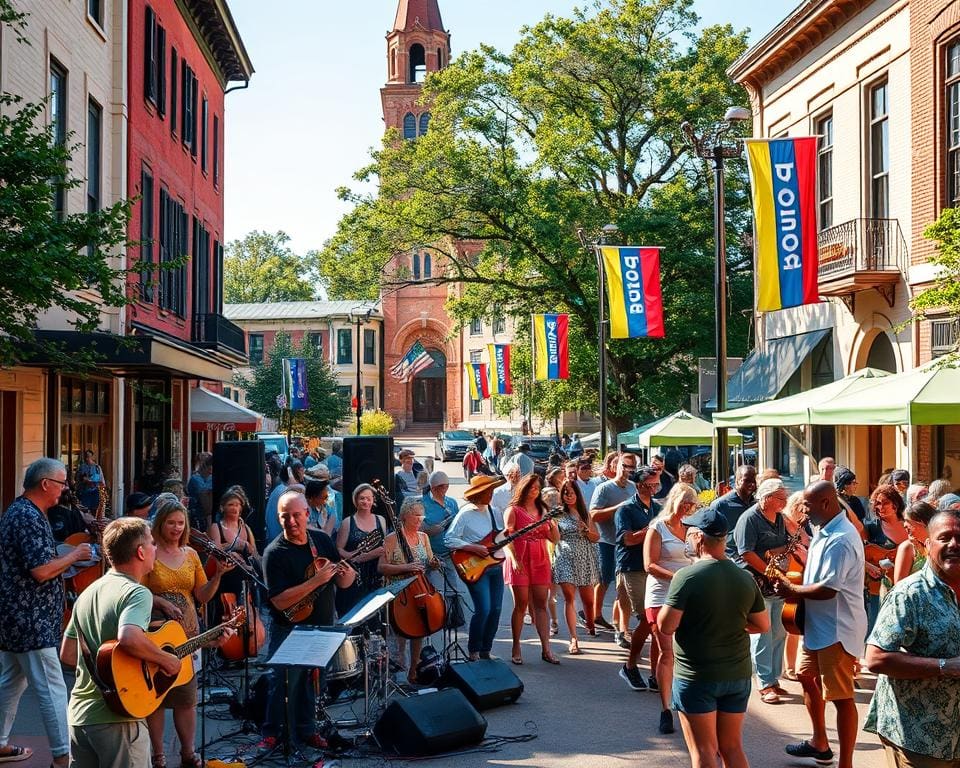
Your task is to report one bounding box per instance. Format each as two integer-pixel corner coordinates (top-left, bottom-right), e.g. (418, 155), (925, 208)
(451, 507), (563, 584)
(96, 609), (245, 719)
(864, 542), (898, 596)
(765, 562), (805, 635)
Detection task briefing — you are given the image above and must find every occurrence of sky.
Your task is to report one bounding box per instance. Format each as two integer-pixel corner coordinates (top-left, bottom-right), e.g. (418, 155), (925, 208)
(223, 0), (798, 256)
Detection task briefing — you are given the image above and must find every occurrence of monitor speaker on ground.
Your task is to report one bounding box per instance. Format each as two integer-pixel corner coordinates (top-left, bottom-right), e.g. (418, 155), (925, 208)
(442, 659), (524, 710)
(213, 440), (266, 550)
(342, 435), (394, 517)
(372, 687), (486, 756)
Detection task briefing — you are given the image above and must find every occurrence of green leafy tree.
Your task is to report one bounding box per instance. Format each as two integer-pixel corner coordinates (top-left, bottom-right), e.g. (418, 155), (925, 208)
(914, 208), (960, 356)
(235, 332), (349, 435)
(0, 1), (136, 368)
(317, 0), (753, 430)
(224, 230), (318, 304)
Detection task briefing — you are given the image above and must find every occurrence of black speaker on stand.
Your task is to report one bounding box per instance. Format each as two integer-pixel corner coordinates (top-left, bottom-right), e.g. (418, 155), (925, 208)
(342, 435), (394, 518)
(373, 688), (486, 756)
(213, 440), (267, 550)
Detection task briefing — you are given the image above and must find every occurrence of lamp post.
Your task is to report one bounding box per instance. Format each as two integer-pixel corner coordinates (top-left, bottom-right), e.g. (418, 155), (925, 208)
(681, 106), (751, 489)
(349, 307), (373, 434)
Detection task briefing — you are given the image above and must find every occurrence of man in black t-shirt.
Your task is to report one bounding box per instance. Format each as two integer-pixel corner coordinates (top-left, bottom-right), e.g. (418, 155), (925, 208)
(258, 491), (355, 752)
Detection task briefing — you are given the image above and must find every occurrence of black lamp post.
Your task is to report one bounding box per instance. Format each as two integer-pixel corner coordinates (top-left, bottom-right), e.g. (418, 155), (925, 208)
(681, 106), (751, 488)
(350, 308), (373, 434)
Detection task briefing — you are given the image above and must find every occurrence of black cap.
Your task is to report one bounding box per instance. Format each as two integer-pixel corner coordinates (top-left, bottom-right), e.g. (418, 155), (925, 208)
(126, 492), (153, 512)
(890, 469), (910, 484)
(629, 466), (658, 484)
(680, 506), (728, 537)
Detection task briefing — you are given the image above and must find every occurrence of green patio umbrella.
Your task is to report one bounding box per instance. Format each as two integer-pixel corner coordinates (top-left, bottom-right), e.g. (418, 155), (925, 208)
(617, 414), (671, 449)
(634, 410), (743, 448)
(712, 368), (891, 428)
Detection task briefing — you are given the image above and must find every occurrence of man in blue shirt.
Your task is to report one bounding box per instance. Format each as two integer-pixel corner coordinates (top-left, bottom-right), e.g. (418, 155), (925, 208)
(710, 465), (758, 537)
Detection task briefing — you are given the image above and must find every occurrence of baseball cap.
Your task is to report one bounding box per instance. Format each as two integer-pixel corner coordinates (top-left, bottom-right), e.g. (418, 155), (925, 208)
(427, 470), (450, 488)
(680, 506), (729, 537)
(125, 492), (153, 513)
(937, 493), (960, 510)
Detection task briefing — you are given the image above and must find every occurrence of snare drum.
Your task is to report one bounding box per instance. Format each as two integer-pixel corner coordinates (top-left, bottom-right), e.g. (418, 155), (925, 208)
(325, 636), (362, 680)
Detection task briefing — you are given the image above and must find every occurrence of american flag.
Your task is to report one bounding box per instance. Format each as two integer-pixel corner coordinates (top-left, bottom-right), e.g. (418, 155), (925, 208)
(390, 340), (434, 382)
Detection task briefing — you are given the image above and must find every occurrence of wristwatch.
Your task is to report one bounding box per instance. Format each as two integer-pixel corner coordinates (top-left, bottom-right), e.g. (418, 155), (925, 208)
(939, 658), (947, 676)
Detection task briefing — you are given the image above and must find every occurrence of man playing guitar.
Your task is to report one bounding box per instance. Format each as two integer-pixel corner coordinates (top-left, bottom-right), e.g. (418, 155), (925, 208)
(258, 491), (355, 753)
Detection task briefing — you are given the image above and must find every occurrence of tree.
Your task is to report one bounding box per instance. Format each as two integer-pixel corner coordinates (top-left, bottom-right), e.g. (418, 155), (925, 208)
(235, 332), (349, 435)
(914, 208), (960, 356)
(224, 230), (318, 304)
(317, 0), (754, 430)
(0, 1), (136, 368)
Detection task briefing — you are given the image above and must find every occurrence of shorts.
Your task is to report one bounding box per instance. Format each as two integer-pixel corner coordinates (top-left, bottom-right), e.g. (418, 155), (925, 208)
(880, 736), (960, 768)
(798, 641), (856, 701)
(616, 571), (647, 618)
(597, 542), (615, 586)
(672, 676), (752, 715)
(645, 605), (662, 627)
(161, 674), (198, 709)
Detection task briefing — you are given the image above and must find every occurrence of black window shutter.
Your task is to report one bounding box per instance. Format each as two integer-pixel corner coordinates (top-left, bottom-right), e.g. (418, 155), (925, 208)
(170, 48), (178, 134)
(190, 72), (198, 157)
(157, 26), (166, 117)
(179, 207), (188, 316)
(180, 59), (188, 141)
(144, 7), (156, 104)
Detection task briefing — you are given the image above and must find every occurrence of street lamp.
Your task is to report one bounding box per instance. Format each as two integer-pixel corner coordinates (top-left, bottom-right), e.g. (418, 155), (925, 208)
(681, 106), (751, 489)
(349, 307), (373, 434)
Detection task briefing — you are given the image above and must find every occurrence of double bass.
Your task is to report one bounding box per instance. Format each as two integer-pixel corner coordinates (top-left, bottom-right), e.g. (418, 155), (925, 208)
(371, 480), (446, 639)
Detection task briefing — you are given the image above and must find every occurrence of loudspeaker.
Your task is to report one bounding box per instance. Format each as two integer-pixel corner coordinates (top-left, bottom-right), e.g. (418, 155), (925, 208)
(373, 688), (486, 756)
(442, 659), (524, 710)
(213, 440), (266, 550)
(342, 435), (394, 517)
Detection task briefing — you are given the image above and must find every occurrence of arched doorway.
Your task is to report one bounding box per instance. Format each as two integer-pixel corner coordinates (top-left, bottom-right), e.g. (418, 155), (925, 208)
(412, 349), (445, 422)
(865, 331), (896, 373)
(863, 332), (897, 488)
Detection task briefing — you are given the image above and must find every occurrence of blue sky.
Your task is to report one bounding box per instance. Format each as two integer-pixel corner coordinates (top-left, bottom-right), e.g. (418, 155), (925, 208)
(223, 1), (797, 254)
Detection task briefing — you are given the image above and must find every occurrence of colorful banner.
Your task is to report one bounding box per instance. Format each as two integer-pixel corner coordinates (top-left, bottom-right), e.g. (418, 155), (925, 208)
(532, 313), (569, 381)
(745, 137), (819, 312)
(487, 343), (512, 395)
(465, 363), (490, 400)
(281, 357), (309, 411)
(600, 246), (665, 339)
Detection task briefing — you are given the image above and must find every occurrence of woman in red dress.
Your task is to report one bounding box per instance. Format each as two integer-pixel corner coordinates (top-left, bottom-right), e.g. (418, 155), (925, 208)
(504, 473), (560, 665)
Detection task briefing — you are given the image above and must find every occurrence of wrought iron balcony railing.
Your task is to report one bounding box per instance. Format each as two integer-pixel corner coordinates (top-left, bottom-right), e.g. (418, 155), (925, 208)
(191, 313), (246, 357)
(816, 218), (905, 308)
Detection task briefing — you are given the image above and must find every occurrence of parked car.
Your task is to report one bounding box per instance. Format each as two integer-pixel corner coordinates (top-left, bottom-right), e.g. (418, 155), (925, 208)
(256, 432), (289, 463)
(504, 435), (560, 473)
(434, 430), (475, 462)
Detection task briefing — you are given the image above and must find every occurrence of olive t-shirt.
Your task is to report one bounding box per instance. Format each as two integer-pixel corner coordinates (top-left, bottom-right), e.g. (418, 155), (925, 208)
(665, 558), (765, 682)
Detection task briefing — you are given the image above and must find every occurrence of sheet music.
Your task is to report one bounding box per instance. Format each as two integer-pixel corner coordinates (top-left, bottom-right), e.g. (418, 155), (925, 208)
(268, 628), (347, 668)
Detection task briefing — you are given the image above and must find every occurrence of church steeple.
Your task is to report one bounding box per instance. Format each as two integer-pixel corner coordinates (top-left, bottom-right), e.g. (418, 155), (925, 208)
(392, 0), (444, 34)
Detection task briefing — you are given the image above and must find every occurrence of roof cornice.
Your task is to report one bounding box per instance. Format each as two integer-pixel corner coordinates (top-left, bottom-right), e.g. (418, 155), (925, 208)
(178, 0), (254, 85)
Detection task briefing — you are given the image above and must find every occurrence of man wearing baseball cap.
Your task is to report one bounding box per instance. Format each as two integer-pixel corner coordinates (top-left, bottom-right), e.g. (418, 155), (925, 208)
(422, 471), (460, 592)
(657, 506), (768, 766)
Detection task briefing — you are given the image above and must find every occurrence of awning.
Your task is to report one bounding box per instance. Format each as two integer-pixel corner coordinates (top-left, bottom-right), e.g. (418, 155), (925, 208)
(190, 387), (263, 431)
(809, 360), (960, 426)
(713, 368), (891, 427)
(617, 415), (671, 449)
(708, 328), (831, 409)
(633, 410), (743, 449)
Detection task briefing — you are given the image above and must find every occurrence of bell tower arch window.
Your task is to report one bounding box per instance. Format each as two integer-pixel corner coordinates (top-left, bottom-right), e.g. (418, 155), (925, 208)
(418, 113), (430, 136)
(412, 252), (421, 280)
(409, 43), (426, 83)
(403, 112), (417, 140)
(437, 47), (443, 69)
(423, 252), (432, 278)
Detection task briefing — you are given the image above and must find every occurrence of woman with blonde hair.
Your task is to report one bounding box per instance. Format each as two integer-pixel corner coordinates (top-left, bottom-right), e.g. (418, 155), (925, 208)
(643, 482), (697, 735)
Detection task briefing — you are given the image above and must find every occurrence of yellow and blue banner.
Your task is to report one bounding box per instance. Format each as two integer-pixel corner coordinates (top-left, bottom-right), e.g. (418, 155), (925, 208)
(465, 363), (490, 400)
(600, 247), (664, 339)
(487, 343), (512, 395)
(532, 313), (569, 381)
(745, 137), (820, 312)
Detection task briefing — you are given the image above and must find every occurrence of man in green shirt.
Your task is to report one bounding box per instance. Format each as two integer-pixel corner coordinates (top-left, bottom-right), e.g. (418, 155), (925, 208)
(60, 517), (182, 768)
(658, 507), (768, 768)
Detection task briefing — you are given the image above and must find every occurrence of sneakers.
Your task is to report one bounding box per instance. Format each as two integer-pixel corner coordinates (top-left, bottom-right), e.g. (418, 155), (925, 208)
(595, 616), (615, 631)
(658, 709), (675, 734)
(619, 664), (648, 691)
(785, 740), (835, 765)
(254, 736), (277, 756)
(613, 631), (631, 649)
(302, 733), (328, 750)
(648, 676), (659, 692)
(576, 610), (588, 628)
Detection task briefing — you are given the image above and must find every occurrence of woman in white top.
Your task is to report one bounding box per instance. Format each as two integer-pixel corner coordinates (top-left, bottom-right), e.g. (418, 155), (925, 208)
(644, 482), (697, 729)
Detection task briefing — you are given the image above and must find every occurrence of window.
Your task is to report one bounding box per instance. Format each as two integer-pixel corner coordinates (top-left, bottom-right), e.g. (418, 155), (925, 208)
(223, 386), (232, 400)
(419, 113), (430, 136)
(932, 318), (958, 358)
(170, 48), (178, 135)
(88, 0), (103, 27)
(409, 44), (426, 83)
(470, 398), (482, 415)
(200, 96), (208, 173)
(192, 217), (211, 317)
(437, 47), (443, 68)
(337, 328), (352, 364)
(364, 386), (375, 411)
(816, 113), (833, 229)
(144, 7), (166, 114)
(86, 98), (102, 256)
(213, 114), (220, 187)
(158, 187), (187, 316)
(140, 168), (154, 301)
(403, 112), (416, 140)
(50, 59), (67, 220)
(470, 350), (482, 363)
(947, 42), (960, 206)
(363, 329), (376, 365)
(336, 385), (352, 402)
(307, 332), (323, 351)
(493, 309), (506, 335)
(248, 334), (264, 365)
(868, 80), (889, 218)
(181, 61), (197, 154)
(469, 318), (482, 335)
(412, 252), (420, 279)
(423, 252), (432, 277)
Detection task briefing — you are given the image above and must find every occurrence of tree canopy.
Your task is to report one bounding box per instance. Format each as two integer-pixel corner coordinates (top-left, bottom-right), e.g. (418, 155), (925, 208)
(914, 209), (960, 356)
(224, 230), (318, 304)
(318, 0), (754, 430)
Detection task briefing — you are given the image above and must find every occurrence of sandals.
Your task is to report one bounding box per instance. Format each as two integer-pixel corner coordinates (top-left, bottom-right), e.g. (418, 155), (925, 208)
(151, 755), (166, 768)
(567, 638), (582, 655)
(0, 745), (32, 763)
(179, 755), (202, 768)
(759, 687), (781, 704)
(550, 620), (560, 636)
(541, 651), (560, 665)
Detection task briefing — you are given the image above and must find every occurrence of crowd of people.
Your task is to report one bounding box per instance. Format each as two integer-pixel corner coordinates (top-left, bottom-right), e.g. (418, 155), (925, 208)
(2, 443), (960, 768)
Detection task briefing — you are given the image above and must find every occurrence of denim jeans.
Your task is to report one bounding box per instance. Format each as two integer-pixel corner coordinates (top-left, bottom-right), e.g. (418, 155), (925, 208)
(0, 647), (69, 758)
(464, 568), (504, 654)
(262, 626), (319, 742)
(750, 596), (786, 690)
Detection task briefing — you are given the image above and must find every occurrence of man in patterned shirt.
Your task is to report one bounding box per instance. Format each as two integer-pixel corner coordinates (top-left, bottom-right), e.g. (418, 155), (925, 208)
(0, 458), (94, 766)
(864, 508), (960, 766)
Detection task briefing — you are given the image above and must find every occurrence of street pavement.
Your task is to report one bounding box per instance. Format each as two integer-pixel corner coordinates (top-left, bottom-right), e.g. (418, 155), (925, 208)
(6, 436), (887, 767)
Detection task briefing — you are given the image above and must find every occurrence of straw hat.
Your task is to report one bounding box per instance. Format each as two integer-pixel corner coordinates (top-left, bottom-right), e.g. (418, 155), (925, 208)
(463, 474), (506, 501)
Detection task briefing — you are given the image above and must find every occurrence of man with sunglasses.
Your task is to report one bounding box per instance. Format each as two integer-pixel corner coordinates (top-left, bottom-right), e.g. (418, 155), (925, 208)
(0, 458), (94, 766)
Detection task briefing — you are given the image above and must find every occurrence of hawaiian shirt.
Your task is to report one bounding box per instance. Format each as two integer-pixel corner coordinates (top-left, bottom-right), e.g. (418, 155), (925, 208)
(864, 563), (960, 760)
(0, 496), (64, 652)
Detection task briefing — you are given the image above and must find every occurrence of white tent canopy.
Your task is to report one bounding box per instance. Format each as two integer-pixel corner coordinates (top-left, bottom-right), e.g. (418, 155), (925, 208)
(190, 387), (263, 432)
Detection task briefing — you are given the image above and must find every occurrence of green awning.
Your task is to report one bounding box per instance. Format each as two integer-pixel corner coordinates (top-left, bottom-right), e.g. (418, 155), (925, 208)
(713, 368), (891, 427)
(809, 360), (960, 426)
(633, 410), (743, 448)
(617, 415), (671, 449)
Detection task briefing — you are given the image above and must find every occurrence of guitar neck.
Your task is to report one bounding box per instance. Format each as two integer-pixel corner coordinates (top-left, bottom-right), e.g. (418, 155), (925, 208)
(173, 621), (232, 658)
(488, 508), (559, 554)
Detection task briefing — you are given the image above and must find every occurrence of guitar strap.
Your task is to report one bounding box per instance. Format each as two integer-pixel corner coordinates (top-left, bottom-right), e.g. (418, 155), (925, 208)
(487, 505), (498, 533)
(73, 622), (115, 697)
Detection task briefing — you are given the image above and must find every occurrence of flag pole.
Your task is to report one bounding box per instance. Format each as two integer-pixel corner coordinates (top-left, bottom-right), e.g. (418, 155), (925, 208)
(596, 245), (608, 460)
(529, 314), (536, 436)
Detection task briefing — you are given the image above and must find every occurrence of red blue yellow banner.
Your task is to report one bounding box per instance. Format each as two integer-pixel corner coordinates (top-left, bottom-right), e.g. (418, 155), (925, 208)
(745, 137), (820, 312)
(599, 247), (665, 339)
(465, 363), (490, 399)
(487, 343), (512, 395)
(532, 313), (569, 381)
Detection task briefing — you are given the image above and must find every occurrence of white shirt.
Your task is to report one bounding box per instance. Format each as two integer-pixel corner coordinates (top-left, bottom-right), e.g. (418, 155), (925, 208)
(802, 511), (867, 658)
(491, 482), (514, 516)
(513, 452), (534, 477)
(577, 475), (604, 507)
(444, 502), (504, 551)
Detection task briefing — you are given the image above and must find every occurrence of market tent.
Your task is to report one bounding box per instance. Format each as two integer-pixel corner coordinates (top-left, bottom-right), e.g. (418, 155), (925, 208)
(809, 360), (960, 426)
(190, 387), (263, 431)
(713, 368), (891, 428)
(616, 415), (671, 449)
(634, 410), (742, 449)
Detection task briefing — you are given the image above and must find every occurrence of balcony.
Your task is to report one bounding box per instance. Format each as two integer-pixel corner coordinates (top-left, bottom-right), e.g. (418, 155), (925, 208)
(192, 313), (247, 359)
(817, 218), (905, 310)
